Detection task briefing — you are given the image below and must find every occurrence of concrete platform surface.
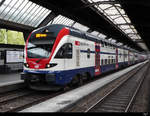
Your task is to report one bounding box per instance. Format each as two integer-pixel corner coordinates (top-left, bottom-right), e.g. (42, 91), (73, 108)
(0, 72), (24, 93)
(21, 61), (148, 112)
(0, 72), (22, 85)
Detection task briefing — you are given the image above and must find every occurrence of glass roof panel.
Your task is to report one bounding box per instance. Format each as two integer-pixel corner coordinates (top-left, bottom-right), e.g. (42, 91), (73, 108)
(34, 10), (51, 27)
(48, 15), (75, 26)
(120, 25), (130, 29)
(99, 4), (112, 10)
(114, 17), (126, 24)
(91, 31), (99, 36)
(98, 33), (107, 39)
(0, 0), (52, 27)
(73, 22), (89, 32)
(87, 0), (148, 50)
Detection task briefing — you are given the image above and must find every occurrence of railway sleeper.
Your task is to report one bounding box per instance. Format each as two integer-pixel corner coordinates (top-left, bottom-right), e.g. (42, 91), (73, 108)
(102, 103), (127, 108)
(109, 97), (129, 101)
(105, 101), (127, 105)
(94, 108), (119, 112)
(99, 105), (125, 111)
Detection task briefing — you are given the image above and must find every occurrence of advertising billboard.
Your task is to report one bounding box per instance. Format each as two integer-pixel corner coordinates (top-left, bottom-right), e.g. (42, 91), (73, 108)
(0, 29), (25, 45)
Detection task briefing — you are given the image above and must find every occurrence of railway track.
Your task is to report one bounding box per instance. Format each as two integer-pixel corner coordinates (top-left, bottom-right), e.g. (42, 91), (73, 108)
(85, 62), (149, 112)
(0, 62), (147, 112)
(0, 88), (64, 112)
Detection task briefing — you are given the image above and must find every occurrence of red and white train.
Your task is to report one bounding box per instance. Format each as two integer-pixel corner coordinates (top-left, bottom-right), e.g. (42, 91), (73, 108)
(21, 24), (147, 90)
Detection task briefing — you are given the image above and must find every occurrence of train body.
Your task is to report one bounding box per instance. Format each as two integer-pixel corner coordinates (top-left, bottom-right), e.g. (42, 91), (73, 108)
(21, 24), (147, 90)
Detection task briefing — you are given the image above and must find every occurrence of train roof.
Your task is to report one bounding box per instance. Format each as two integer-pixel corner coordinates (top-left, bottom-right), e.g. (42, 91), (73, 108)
(36, 24), (138, 53)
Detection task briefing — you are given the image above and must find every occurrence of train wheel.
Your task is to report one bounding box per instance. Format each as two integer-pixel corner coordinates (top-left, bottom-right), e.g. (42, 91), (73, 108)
(77, 75), (83, 86)
(86, 73), (92, 81)
(82, 73), (88, 82)
(24, 80), (31, 89)
(63, 85), (70, 91)
(70, 75), (83, 87)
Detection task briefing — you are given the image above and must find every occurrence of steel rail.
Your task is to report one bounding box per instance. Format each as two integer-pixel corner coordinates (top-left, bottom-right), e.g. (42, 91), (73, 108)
(85, 62), (148, 112)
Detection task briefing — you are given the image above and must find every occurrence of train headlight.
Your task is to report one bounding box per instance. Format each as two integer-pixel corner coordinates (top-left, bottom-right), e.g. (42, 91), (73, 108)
(46, 64), (51, 68)
(46, 63), (57, 68)
(24, 63), (29, 68)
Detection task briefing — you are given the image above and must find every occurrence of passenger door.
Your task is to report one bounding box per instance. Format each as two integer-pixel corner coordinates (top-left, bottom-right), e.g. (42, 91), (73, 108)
(64, 43), (74, 70)
(95, 43), (101, 76)
(116, 48), (119, 69)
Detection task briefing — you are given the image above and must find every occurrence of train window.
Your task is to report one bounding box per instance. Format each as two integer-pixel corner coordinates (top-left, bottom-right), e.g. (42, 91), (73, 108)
(108, 44), (110, 49)
(105, 59), (107, 65)
(55, 43), (72, 59)
(103, 42), (105, 47)
(113, 45), (115, 49)
(110, 59), (112, 64)
(101, 59), (103, 65)
(108, 59), (110, 64)
(114, 59), (116, 63)
(110, 45), (112, 49)
(101, 41), (104, 47)
(104, 42), (106, 48)
(87, 49), (90, 59)
(120, 53), (122, 58)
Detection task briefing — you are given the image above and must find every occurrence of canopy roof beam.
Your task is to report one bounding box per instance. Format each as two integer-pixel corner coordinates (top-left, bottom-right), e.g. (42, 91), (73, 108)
(0, 18), (34, 32)
(38, 12), (58, 27)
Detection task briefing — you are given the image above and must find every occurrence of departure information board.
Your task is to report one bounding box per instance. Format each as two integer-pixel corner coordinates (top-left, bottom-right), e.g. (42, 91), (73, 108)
(6, 51), (24, 63)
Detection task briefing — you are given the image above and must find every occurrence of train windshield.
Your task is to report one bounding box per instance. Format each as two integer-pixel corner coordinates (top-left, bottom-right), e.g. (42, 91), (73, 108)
(27, 32), (56, 58)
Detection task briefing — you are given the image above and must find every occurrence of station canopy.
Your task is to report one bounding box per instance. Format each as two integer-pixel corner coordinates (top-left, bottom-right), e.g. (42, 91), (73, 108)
(0, 0), (148, 51)
(87, 0), (148, 50)
(0, 0), (51, 27)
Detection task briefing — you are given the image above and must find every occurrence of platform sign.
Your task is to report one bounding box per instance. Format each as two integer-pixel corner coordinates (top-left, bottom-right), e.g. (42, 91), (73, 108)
(6, 51), (24, 63)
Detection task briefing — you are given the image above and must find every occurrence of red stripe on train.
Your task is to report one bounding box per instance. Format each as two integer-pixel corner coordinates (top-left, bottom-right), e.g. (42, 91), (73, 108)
(25, 28), (70, 69)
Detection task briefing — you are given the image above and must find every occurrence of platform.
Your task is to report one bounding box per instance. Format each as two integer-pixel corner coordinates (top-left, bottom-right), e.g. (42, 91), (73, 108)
(0, 72), (24, 93)
(0, 72), (23, 85)
(21, 60), (148, 112)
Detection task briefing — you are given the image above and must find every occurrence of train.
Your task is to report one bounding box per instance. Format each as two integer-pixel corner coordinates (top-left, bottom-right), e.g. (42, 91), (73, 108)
(0, 44), (24, 73)
(21, 24), (147, 91)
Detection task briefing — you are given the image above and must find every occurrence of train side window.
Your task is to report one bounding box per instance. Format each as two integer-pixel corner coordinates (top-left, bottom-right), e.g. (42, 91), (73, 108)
(105, 59), (107, 65)
(87, 49), (90, 59)
(114, 59), (116, 63)
(55, 43), (72, 59)
(103, 42), (105, 47)
(105, 42), (107, 48)
(101, 41), (104, 47)
(108, 59), (110, 64)
(112, 59), (113, 63)
(108, 44), (110, 49)
(101, 59), (103, 65)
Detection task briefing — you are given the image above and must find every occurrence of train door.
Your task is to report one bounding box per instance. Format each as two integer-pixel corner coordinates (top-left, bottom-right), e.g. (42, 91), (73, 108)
(95, 43), (101, 76)
(128, 50), (130, 65)
(116, 48), (119, 69)
(64, 43), (74, 69)
(123, 49), (125, 63)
